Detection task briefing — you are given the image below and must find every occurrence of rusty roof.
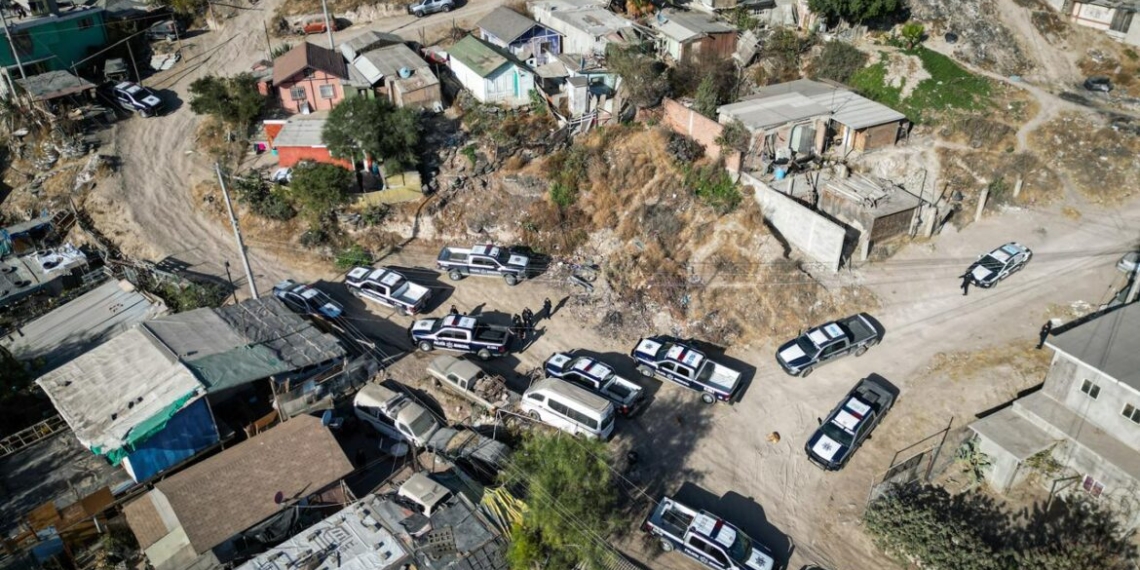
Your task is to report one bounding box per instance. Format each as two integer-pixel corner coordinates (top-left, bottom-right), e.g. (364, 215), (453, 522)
(150, 415), (353, 553)
(272, 42), (348, 86)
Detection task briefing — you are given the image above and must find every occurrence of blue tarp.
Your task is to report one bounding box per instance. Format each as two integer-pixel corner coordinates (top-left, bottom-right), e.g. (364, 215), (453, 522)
(123, 398), (219, 482)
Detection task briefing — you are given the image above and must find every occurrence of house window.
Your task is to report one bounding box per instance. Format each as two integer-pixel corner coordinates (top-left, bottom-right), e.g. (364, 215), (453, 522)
(318, 84), (336, 99)
(1082, 475), (1105, 497)
(78, 17), (93, 29)
(1122, 403), (1140, 424)
(289, 86), (307, 101)
(1080, 379), (1100, 400)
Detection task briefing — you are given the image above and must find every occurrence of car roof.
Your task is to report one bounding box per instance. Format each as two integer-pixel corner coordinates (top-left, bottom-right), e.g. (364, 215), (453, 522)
(691, 512), (738, 548)
(472, 244), (502, 257)
(570, 356), (613, 381)
(441, 315), (477, 329)
(665, 344), (704, 368)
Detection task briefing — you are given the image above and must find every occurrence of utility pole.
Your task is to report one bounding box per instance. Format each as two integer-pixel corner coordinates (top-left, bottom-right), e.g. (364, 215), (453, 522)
(0, 8), (27, 84)
(126, 41), (142, 86)
(215, 163), (258, 299)
(320, 0), (334, 50)
(263, 21), (273, 60)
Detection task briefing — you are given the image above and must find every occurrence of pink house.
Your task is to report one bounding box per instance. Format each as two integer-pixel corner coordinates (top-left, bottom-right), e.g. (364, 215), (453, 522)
(272, 42), (349, 114)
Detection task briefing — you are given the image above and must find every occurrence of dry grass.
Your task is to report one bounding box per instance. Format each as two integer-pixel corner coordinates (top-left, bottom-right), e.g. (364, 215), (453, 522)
(936, 148), (1063, 212)
(923, 342), (1052, 384)
(1061, 205), (1081, 220)
(1031, 113), (1140, 203)
(1079, 49), (1140, 97)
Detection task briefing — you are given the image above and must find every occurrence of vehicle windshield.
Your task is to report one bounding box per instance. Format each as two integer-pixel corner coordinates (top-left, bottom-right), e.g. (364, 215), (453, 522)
(796, 336), (818, 355)
(820, 421), (855, 447)
(979, 255), (1005, 273)
(407, 412), (437, 439)
(727, 528), (752, 563)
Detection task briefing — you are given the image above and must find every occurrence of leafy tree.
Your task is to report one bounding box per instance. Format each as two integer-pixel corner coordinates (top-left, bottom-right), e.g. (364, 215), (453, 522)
(900, 22), (926, 49)
(693, 75), (721, 118)
(758, 28), (816, 85)
(501, 433), (619, 570)
(807, 0), (906, 24)
(811, 41), (869, 83)
(188, 74), (265, 129)
(321, 97), (420, 172)
(154, 0), (207, 16)
(288, 162), (354, 221)
(605, 43), (669, 108)
(865, 483), (1002, 570)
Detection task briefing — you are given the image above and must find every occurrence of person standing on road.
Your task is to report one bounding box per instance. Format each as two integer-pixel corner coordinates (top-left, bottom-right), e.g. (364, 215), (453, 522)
(1037, 320), (1054, 350)
(960, 273), (971, 296)
(449, 305), (458, 316)
(522, 307), (534, 328)
(542, 298), (552, 319)
(512, 314), (525, 340)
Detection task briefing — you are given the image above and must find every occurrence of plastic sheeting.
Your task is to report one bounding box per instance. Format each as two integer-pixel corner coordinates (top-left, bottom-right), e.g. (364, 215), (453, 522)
(122, 398), (219, 482)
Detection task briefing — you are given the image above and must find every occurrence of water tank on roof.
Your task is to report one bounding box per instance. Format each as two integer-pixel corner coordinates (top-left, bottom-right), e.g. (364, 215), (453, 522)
(398, 66), (413, 78)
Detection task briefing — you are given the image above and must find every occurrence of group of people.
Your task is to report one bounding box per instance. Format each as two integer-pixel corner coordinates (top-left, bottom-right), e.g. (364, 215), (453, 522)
(446, 297), (557, 342)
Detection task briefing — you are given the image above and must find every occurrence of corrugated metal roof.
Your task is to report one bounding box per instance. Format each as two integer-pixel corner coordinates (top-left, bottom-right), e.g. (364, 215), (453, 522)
(339, 30), (405, 61)
(3, 280), (166, 374)
(36, 328), (203, 454)
(449, 35), (513, 78)
(477, 7), (541, 43)
(650, 9), (736, 43)
(822, 89), (906, 130)
(215, 297), (344, 369)
(353, 43), (432, 85)
(15, 70), (95, 101)
(718, 92), (828, 130)
(272, 114), (328, 148)
(719, 79), (905, 130)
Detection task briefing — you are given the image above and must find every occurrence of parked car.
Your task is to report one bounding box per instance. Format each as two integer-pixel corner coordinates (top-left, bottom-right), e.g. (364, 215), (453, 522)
(272, 279), (343, 319)
(344, 266), (432, 315)
(631, 337), (742, 404)
(965, 242), (1032, 288)
(805, 374), (895, 471)
(775, 313), (880, 377)
(1083, 76), (1112, 93)
(1117, 251), (1138, 274)
(407, 0), (454, 17)
(409, 314), (511, 360)
(112, 81), (163, 117)
(643, 495), (775, 570)
(437, 244), (531, 286)
(104, 58), (129, 83)
(293, 15), (339, 35)
(544, 351), (644, 416)
(145, 19), (184, 41)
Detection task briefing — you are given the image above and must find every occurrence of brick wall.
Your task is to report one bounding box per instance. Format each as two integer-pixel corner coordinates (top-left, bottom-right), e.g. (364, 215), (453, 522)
(662, 98), (742, 171)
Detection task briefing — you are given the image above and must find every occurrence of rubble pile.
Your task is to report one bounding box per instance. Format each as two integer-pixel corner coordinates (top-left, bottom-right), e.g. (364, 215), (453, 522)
(910, 0), (1032, 75)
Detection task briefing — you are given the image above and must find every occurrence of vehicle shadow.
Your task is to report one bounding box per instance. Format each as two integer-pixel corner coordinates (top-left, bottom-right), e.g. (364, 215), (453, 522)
(315, 279), (416, 358)
(669, 483), (794, 570)
(509, 245), (552, 279)
(153, 89), (183, 114)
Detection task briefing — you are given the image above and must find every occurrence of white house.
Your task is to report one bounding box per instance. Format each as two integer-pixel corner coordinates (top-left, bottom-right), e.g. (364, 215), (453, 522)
(529, 0), (643, 55)
(446, 35), (535, 106)
(1057, 0), (1140, 47)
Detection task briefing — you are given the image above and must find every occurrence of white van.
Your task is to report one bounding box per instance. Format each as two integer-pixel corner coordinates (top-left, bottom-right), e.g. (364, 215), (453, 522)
(521, 378), (616, 439)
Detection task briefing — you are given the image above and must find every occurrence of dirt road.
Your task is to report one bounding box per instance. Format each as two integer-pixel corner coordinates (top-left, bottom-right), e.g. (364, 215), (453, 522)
(88, 0), (505, 293)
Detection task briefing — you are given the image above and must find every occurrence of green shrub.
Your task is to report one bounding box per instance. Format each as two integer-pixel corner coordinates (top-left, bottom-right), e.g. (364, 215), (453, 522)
(550, 182), (577, 209)
(686, 164), (741, 213)
(335, 244), (373, 270)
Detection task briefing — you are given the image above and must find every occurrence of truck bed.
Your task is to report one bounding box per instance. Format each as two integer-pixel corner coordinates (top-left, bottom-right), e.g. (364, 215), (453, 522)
(395, 281), (430, 304)
(474, 326), (509, 343)
(646, 497), (695, 540)
(841, 314), (877, 344)
(703, 363), (742, 393)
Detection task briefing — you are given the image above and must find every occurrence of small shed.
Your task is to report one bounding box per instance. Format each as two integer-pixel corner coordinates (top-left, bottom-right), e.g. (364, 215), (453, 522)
(477, 7), (562, 65)
(269, 112), (353, 169)
(15, 70), (95, 103)
(649, 9), (738, 62)
(446, 35), (535, 107)
(820, 172), (921, 260)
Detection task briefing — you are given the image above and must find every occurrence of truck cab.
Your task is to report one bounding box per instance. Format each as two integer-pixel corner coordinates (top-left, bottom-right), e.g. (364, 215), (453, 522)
(353, 382), (440, 447)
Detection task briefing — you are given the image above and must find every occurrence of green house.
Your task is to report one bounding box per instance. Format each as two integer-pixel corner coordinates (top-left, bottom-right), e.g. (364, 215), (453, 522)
(1, 7), (108, 76)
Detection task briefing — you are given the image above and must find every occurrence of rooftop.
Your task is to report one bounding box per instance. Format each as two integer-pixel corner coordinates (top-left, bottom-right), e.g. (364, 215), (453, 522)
(124, 415), (354, 554)
(649, 9), (736, 43)
(272, 112), (330, 148)
(823, 173), (921, 217)
(719, 79), (906, 131)
(551, 6), (634, 37)
(0, 6), (104, 34)
(352, 43), (433, 86)
(449, 35), (516, 78)
(272, 42), (348, 86)
(2, 280), (167, 375)
(15, 70), (96, 101)
(339, 29), (405, 61)
(477, 7), (542, 43)
(232, 494), (410, 570)
(1047, 303), (1140, 392)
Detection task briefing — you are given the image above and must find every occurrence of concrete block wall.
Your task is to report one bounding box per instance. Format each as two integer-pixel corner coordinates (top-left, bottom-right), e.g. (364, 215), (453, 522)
(663, 98), (742, 171)
(739, 172), (845, 271)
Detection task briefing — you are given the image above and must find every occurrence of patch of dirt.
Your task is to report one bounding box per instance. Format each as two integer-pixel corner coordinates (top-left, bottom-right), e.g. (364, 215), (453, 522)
(1030, 112), (1140, 204)
(909, 0), (1033, 76)
(882, 52), (932, 99)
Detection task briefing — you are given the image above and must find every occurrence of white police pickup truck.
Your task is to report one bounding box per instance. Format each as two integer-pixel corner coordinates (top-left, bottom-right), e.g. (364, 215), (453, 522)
(344, 266), (432, 315)
(436, 244), (531, 286)
(409, 314), (511, 360)
(631, 337), (742, 404)
(544, 352), (645, 416)
(643, 496), (775, 570)
(775, 313), (880, 378)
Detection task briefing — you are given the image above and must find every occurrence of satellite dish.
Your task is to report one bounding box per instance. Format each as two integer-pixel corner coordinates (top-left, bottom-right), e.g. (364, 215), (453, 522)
(274, 491), (285, 505)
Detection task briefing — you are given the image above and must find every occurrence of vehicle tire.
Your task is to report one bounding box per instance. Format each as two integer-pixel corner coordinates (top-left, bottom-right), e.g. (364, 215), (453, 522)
(418, 341), (433, 352)
(854, 345), (868, 357)
(476, 348), (493, 361)
(637, 366), (654, 378)
(415, 10), (424, 17)
(800, 366), (814, 378)
(504, 273), (518, 286)
(528, 410), (541, 421)
(140, 109), (152, 118)
(700, 393), (715, 405)
(660, 539), (674, 553)
(448, 270), (463, 281)
(443, 4), (451, 11)
(867, 338), (880, 348)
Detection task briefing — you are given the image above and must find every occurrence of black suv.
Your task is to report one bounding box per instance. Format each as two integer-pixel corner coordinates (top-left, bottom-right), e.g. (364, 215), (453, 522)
(112, 82), (163, 117)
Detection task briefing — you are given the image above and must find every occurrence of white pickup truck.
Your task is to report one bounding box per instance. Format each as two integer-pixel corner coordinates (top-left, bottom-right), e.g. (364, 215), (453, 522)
(344, 266), (432, 315)
(643, 496), (774, 570)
